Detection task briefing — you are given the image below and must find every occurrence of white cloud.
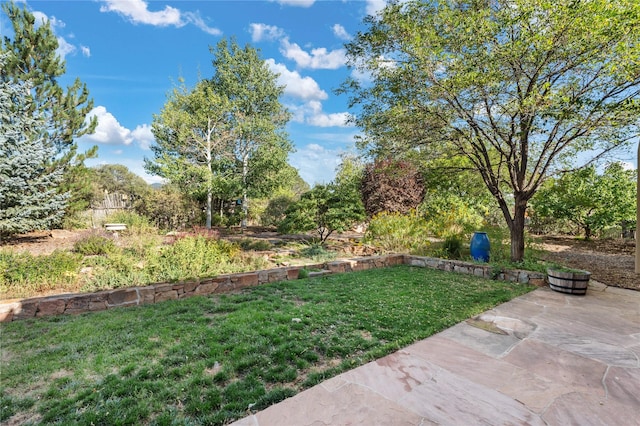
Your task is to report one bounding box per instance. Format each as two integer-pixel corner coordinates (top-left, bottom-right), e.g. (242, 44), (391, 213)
(131, 124), (155, 150)
(281, 38), (346, 69)
(250, 23), (284, 42)
(289, 143), (343, 185)
(332, 24), (351, 40)
(307, 111), (351, 128)
(32, 11), (65, 29)
(81, 45), (91, 57)
(303, 100), (351, 127)
(183, 11), (222, 36)
(275, 0), (315, 7)
(80, 106), (154, 149)
(30, 10), (80, 60)
(265, 59), (327, 101)
(366, 0), (387, 16)
(56, 36), (76, 60)
(287, 100), (352, 128)
(100, 0), (182, 26)
(100, 0), (221, 35)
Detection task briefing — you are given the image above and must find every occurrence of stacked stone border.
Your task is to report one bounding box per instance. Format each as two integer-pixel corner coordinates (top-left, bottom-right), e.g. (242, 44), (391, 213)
(0, 255), (546, 322)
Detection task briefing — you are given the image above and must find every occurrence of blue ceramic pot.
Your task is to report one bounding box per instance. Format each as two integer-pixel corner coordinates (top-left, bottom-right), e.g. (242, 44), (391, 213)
(470, 232), (490, 262)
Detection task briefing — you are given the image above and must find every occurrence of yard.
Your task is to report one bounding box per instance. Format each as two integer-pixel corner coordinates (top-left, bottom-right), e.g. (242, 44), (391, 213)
(1, 266), (533, 425)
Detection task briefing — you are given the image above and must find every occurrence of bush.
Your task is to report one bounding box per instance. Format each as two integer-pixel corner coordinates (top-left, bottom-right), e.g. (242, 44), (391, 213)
(73, 234), (115, 255)
(147, 236), (240, 282)
(364, 210), (430, 255)
(136, 185), (202, 231)
(261, 195), (295, 227)
(420, 193), (486, 238)
(0, 250), (82, 297)
(361, 159), (424, 217)
(238, 238), (272, 251)
(439, 234), (463, 259)
(297, 243), (337, 262)
(104, 211), (156, 235)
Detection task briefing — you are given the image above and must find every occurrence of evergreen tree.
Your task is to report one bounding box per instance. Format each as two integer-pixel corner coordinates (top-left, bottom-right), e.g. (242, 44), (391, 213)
(1, 1), (97, 221)
(0, 66), (68, 238)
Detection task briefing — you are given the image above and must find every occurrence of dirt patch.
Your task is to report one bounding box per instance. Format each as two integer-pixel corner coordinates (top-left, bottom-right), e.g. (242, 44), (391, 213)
(1, 229), (93, 256)
(536, 236), (638, 291)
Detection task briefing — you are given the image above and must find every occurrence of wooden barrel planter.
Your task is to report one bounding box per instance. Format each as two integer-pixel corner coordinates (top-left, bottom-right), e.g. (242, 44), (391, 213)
(547, 268), (591, 295)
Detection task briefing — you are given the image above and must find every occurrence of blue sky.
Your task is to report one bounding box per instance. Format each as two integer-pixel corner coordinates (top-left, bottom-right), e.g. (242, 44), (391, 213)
(1, 0), (388, 185)
(1, 0), (637, 186)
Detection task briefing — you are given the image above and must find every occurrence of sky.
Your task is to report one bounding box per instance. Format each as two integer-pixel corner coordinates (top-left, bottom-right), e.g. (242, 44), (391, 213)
(1, 0), (637, 187)
(1, 0), (388, 185)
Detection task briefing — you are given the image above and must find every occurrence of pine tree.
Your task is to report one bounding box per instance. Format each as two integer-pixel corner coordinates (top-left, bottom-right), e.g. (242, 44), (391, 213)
(1, 1), (97, 222)
(0, 63), (68, 239)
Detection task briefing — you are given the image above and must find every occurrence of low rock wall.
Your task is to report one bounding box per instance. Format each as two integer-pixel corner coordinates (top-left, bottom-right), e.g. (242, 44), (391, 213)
(0, 255), (545, 322)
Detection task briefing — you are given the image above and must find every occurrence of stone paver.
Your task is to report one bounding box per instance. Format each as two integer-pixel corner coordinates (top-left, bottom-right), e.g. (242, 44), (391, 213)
(232, 285), (640, 426)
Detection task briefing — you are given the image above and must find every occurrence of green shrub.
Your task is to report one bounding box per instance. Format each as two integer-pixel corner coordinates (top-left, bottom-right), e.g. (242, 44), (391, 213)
(297, 243), (337, 262)
(147, 236), (240, 282)
(420, 193), (486, 238)
(441, 234), (463, 259)
(364, 210), (430, 255)
(73, 234), (115, 255)
(238, 238), (272, 251)
(104, 211), (156, 235)
(0, 250), (82, 297)
(298, 268), (310, 279)
(261, 195), (295, 227)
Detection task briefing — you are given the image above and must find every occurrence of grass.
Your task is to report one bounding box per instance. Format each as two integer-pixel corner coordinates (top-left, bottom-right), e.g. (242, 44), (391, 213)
(1, 266), (534, 425)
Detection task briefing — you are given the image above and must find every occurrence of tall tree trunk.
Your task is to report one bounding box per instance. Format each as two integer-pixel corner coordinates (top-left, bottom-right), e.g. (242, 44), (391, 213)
(636, 142), (640, 274)
(497, 194), (528, 263)
(206, 155), (213, 229)
(509, 199), (527, 262)
(241, 153), (249, 228)
(206, 189), (212, 229)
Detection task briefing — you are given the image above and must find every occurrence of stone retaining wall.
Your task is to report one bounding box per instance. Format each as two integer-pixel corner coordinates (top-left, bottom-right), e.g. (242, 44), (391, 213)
(0, 255), (545, 322)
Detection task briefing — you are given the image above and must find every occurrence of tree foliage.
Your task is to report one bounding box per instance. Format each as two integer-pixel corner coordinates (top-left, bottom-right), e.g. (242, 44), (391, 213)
(146, 38), (293, 228)
(210, 38), (292, 222)
(342, 0), (640, 261)
(1, 1), (97, 221)
(91, 164), (152, 206)
(0, 71), (67, 238)
(361, 158), (425, 217)
(279, 183), (365, 242)
(147, 79), (232, 228)
(531, 163), (637, 239)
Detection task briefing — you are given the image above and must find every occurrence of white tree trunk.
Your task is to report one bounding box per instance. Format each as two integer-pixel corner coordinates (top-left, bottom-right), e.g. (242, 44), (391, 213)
(636, 142), (640, 274)
(241, 152), (249, 228)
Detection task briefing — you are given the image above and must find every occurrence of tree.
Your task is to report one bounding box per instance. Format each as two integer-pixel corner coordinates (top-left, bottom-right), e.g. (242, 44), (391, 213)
(147, 39), (293, 228)
(147, 79), (233, 228)
(532, 163), (637, 239)
(0, 70), (67, 238)
(361, 158), (424, 217)
(342, 0), (640, 261)
(1, 1), (97, 221)
(279, 183), (365, 243)
(210, 38), (292, 225)
(92, 165), (150, 198)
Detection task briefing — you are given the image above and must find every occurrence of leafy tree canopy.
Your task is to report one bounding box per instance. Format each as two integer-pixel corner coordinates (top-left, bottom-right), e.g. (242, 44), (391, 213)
(146, 38), (293, 228)
(361, 158), (425, 217)
(342, 0), (640, 261)
(279, 182), (365, 243)
(532, 163), (637, 239)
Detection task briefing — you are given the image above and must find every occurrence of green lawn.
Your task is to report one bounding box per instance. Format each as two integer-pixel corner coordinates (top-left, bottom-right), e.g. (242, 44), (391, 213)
(1, 266), (534, 425)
